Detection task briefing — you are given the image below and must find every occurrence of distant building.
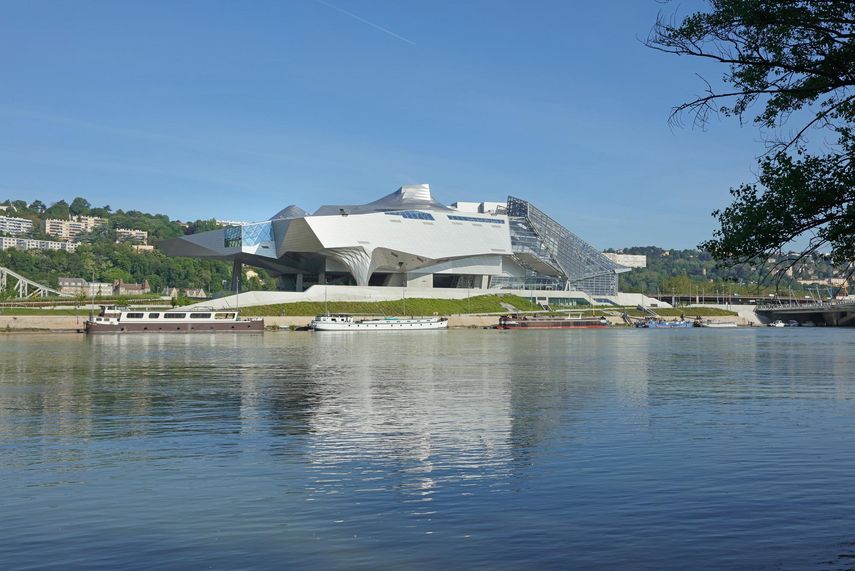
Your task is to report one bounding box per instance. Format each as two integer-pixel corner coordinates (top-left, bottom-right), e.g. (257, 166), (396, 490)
(603, 252), (647, 268)
(113, 279), (150, 296)
(0, 215), (34, 236)
(163, 287), (207, 299)
(115, 228), (148, 244)
(450, 201), (506, 215)
(131, 244), (155, 252)
(58, 277), (112, 297)
(0, 237), (79, 252)
(43, 216), (107, 241)
(798, 278), (847, 287)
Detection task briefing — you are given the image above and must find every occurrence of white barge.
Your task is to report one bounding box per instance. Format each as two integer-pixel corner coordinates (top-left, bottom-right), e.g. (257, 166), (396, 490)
(85, 305), (264, 333)
(309, 314), (448, 331)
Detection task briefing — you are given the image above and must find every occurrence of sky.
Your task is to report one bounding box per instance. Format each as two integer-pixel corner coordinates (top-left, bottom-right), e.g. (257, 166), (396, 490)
(0, 0), (770, 249)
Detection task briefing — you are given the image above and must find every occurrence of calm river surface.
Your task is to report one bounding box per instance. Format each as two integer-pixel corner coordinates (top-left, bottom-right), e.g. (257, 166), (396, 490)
(2, 329), (855, 570)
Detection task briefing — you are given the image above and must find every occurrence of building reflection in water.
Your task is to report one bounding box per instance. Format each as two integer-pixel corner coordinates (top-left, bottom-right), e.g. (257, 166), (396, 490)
(273, 331), (515, 505)
(0, 331), (653, 493)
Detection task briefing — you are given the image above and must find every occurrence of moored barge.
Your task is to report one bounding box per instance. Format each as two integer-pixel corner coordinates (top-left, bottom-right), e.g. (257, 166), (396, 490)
(85, 305), (264, 333)
(497, 314), (609, 329)
(309, 314), (448, 331)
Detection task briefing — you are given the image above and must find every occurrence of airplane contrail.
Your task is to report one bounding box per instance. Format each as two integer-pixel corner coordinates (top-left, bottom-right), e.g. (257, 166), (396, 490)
(312, 0), (416, 46)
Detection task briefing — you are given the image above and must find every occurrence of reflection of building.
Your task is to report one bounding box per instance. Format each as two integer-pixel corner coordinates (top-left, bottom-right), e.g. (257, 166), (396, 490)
(44, 216), (107, 241)
(160, 184), (628, 296)
(1, 237), (79, 252)
(603, 252), (647, 268)
(0, 215), (34, 236)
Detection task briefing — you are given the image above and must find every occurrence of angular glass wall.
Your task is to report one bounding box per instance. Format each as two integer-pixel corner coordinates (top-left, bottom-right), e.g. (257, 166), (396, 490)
(222, 222), (275, 258)
(506, 197), (627, 296)
(241, 222), (273, 247)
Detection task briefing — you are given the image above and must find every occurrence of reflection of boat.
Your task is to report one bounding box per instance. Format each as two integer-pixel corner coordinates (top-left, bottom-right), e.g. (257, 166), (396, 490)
(637, 318), (692, 329)
(85, 305), (264, 333)
(768, 320), (785, 328)
(497, 314), (609, 329)
(310, 314), (448, 331)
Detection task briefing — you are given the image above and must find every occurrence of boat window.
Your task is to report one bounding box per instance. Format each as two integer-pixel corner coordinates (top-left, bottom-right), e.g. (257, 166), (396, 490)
(189, 313), (212, 319)
(164, 313), (186, 319)
(126, 313), (144, 319)
(214, 313), (236, 319)
(148, 313), (160, 319)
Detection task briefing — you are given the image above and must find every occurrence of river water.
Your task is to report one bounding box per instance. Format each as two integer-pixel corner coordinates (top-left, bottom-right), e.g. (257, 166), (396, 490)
(2, 329), (855, 570)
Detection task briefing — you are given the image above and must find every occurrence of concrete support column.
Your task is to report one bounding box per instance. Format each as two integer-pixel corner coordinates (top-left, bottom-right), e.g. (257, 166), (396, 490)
(480, 275), (490, 289)
(231, 259), (242, 292)
(296, 273), (304, 292)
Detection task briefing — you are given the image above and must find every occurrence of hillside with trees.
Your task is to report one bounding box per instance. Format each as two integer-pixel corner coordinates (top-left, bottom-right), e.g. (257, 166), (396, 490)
(0, 197), (275, 293)
(614, 247), (841, 297)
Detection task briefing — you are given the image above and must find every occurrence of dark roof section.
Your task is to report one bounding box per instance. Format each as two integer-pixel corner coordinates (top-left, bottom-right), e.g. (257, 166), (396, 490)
(269, 205), (308, 220)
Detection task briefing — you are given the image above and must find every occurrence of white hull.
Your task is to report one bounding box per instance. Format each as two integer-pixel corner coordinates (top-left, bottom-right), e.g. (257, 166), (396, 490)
(700, 322), (738, 328)
(311, 316), (448, 331)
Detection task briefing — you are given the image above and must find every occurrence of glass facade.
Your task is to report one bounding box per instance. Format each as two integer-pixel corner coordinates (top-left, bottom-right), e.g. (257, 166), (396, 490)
(224, 225), (242, 248)
(446, 215), (505, 224)
(505, 197), (626, 296)
(242, 222), (273, 247)
(383, 211), (435, 220)
(223, 222), (273, 248)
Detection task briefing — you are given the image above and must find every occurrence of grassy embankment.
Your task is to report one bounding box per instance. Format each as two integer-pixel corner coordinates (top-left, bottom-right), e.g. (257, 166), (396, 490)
(239, 295), (541, 317)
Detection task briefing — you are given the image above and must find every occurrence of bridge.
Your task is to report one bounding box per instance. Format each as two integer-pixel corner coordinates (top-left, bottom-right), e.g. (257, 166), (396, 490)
(647, 292), (822, 307)
(754, 299), (855, 326)
(645, 291), (855, 326)
(0, 266), (68, 298)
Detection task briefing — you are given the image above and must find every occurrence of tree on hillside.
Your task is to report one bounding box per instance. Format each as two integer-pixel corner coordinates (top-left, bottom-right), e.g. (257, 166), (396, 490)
(185, 219), (222, 235)
(90, 205), (112, 217)
(43, 200), (71, 220)
(647, 1), (855, 278)
(69, 197), (91, 216)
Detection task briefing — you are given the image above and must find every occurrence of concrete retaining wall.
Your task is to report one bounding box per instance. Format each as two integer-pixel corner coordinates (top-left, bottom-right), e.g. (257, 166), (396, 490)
(0, 315), (86, 331)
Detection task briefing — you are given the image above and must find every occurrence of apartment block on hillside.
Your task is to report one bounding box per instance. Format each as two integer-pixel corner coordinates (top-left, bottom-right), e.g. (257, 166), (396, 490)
(0, 215), (34, 236)
(43, 216), (107, 241)
(115, 228), (148, 244)
(0, 237), (79, 252)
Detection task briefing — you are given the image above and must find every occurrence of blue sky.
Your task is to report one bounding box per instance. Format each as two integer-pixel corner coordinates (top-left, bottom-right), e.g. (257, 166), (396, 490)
(0, 0), (767, 248)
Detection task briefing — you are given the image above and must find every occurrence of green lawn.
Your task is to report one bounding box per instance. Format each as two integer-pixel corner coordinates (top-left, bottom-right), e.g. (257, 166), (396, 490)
(239, 294), (541, 316)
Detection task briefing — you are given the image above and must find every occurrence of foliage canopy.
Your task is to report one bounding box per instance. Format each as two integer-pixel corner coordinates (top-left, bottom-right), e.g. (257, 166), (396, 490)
(648, 0), (854, 276)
